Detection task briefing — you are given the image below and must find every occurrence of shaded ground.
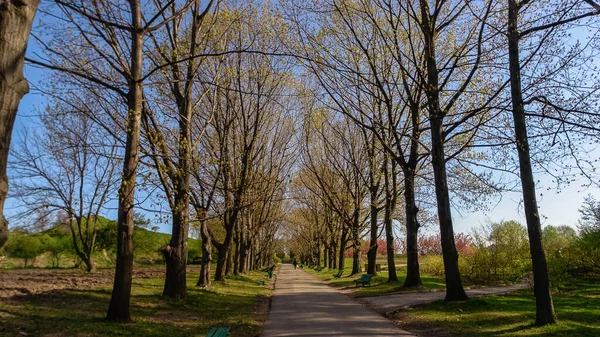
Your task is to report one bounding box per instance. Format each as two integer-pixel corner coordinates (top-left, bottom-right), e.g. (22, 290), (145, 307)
(0, 267), (167, 298)
(0, 268), (271, 337)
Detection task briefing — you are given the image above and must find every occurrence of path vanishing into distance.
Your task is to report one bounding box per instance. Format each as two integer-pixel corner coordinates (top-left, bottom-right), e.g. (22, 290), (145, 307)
(261, 264), (528, 336)
(261, 264), (414, 337)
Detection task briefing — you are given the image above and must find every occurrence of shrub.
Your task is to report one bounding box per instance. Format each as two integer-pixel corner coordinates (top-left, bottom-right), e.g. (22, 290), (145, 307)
(420, 254), (445, 277)
(4, 233), (45, 267)
(464, 221), (530, 284)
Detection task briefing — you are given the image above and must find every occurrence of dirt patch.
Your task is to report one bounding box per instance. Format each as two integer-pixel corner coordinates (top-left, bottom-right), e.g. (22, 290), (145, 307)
(0, 267), (172, 298)
(391, 310), (450, 337)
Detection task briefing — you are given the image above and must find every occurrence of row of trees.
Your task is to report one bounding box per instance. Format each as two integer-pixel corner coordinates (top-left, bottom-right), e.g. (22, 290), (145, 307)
(2, 0), (600, 327)
(2, 0), (295, 323)
(281, 0), (600, 327)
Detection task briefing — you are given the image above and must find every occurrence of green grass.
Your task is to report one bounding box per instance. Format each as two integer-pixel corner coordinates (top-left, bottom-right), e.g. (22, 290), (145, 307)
(305, 259), (446, 296)
(397, 277), (600, 336)
(0, 268), (271, 337)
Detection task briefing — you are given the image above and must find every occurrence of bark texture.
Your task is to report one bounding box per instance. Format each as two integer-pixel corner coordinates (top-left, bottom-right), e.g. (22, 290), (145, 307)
(106, 0), (143, 322)
(507, 0), (557, 325)
(419, 0), (468, 301)
(0, 0), (40, 248)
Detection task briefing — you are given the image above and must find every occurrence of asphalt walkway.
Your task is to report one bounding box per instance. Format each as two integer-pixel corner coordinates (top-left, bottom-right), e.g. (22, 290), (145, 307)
(261, 264), (413, 337)
(358, 283), (527, 316)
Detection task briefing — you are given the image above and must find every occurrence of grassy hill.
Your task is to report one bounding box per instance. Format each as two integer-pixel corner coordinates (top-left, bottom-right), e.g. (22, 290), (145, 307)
(0, 217), (201, 269)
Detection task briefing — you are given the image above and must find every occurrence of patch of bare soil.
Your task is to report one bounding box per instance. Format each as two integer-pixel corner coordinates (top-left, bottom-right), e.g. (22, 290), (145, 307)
(390, 310), (450, 337)
(0, 267), (171, 298)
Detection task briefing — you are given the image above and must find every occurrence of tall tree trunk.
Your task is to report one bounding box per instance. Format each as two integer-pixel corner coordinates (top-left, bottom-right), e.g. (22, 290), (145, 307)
(352, 244), (361, 274)
(367, 187), (379, 275)
(507, 0), (557, 325)
(162, 206), (189, 299)
(0, 0), (40, 249)
(225, 244), (234, 276)
(107, 0), (143, 322)
(419, 0), (468, 301)
(197, 220), (211, 287)
(233, 225), (241, 275)
(239, 236), (248, 274)
(384, 199), (397, 282)
(338, 228), (347, 271)
(329, 240), (337, 269)
(402, 168), (422, 287)
(323, 242), (329, 268)
(215, 240), (229, 281)
(316, 239), (322, 266)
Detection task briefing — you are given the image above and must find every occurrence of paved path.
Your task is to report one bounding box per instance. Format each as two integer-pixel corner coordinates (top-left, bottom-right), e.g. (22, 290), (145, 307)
(261, 264), (413, 337)
(358, 283), (528, 315)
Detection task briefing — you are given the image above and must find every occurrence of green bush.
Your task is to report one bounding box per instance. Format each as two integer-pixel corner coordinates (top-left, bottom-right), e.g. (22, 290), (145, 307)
(542, 225), (578, 289)
(4, 233), (45, 267)
(42, 234), (72, 268)
(464, 221), (530, 284)
(420, 254), (445, 277)
(571, 231), (600, 275)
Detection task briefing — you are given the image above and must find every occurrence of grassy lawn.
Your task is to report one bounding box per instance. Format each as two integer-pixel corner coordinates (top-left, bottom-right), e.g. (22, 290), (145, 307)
(394, 277), (600, 337)
(304, 258), (446, 296)
(0, 268), (272, 337)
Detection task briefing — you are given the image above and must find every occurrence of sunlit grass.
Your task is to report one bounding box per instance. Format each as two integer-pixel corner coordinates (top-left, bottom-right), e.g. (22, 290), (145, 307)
(398, 277), (600, 336)
(0, 267), (272, 337)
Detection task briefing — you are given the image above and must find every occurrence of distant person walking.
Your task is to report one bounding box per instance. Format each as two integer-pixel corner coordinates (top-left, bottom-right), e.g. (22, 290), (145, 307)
(293, 258), (298, 269)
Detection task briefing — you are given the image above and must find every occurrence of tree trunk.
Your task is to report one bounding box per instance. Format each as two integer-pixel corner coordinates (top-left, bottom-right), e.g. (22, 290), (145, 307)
(331, 239), (337, 269)
(162, 206), (189, 299)
(323, 242), (329, 268)
(226, 244), (234, 276)
(107, 0), (143, 322)
(238, 236), (248, 274)
(507, 0), (557, 325)
(367, 187), (379, 275)
(316, 240), (322, 266)
(352, 244), (361, 275)
(0, 0), (40, 249)
(384, 190), (398, 282)
(338, 228), (347, 271)
(351, 210), (361, 275)
(402, 169), (422, 287)
(197, 220), (211, 287)
(419, 0), (468, 301)
(233, 226), (241, 275)
(81, 254), (96, 273)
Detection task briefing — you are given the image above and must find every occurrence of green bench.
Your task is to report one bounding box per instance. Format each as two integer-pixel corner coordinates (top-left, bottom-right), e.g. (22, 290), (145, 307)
(333, 270), (343, 278)
(299, 263), (304, 269)
(207, 327), (229, 337)
(354, 274), (374, 287)
(314, 265), (324, 272)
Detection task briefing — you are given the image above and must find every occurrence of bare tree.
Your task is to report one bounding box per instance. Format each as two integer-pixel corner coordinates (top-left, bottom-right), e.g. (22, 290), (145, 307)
(10, 102), (118, 272)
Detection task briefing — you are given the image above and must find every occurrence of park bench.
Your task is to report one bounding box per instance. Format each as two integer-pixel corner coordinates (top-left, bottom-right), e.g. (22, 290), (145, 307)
(207, 327), (229, 337)
(354, 274), (374, 287)
(314, 265), (324, 272)
(333, 270), (343, 278)
(299, 263), (304, 269)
